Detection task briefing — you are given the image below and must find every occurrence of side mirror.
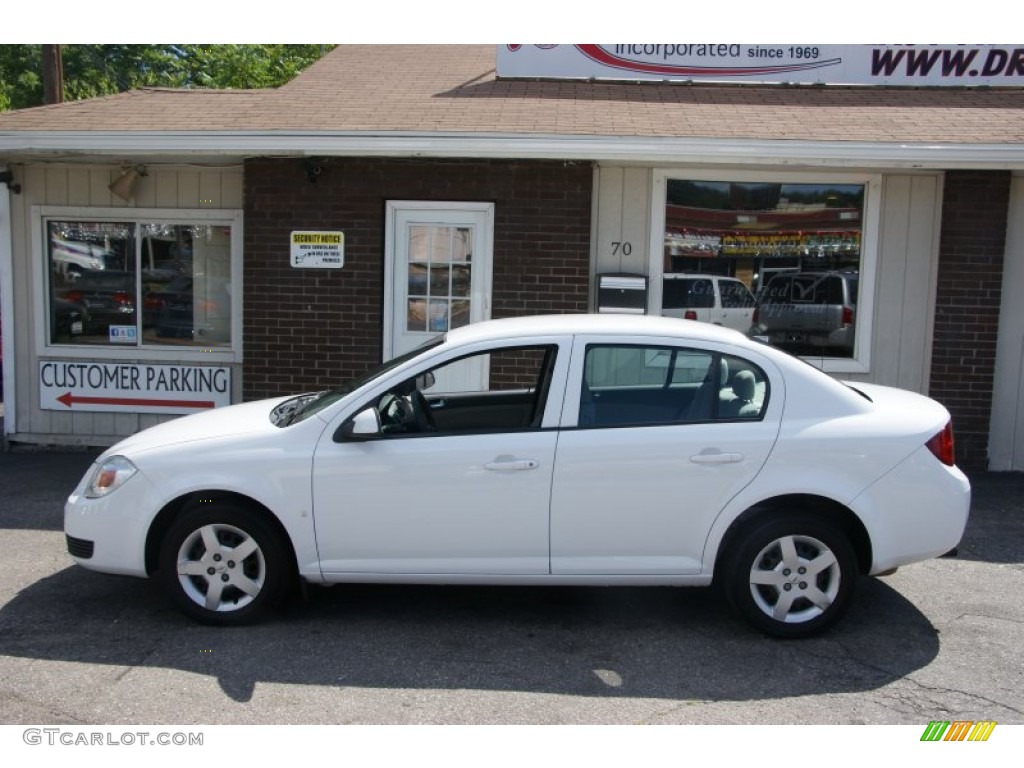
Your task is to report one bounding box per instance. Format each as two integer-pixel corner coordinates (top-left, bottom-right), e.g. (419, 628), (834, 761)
(416, 371), (436, 391)
(337, 407), (382, 441)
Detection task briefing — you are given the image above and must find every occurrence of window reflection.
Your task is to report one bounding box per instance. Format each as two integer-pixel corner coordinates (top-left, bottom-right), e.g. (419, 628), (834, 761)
(48, 221), (136, 345)
(140, 224), (232, 347)
(46, 220), (233, 348)
(404, 224), (473, 334)
(664, 180), (864, 358)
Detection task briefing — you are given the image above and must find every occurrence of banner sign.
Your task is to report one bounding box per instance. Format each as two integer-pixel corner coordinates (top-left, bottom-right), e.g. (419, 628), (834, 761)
(290, 231), (344, 268)
(666, 229), (861, 257)
(40, 361), (231, 414)
(497, 45), (1024, 87)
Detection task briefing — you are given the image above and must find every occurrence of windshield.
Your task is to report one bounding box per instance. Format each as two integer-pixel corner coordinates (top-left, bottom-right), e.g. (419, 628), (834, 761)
(272, 336), (446, 426)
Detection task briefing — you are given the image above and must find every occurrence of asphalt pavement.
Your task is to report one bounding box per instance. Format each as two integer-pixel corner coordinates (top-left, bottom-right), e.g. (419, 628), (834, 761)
(0, 442), (1021, 725)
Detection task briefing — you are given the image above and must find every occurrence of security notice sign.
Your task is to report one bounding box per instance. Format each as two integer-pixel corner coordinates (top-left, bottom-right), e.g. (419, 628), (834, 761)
(40, 361), (231, 414)
(290, 231), (344, 268)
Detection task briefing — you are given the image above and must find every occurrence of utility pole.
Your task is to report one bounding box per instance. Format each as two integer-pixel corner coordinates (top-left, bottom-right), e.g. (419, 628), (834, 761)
(42, 45), (64, 104)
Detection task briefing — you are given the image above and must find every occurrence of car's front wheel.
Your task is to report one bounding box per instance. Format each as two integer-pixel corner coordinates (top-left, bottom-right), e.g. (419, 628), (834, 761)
(157, 502), (290, 625)
(724, 513), (858, 639)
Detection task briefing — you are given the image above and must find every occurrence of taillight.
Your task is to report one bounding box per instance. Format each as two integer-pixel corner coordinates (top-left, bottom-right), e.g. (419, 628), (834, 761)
(841, 305), (854, 327)
(926, 421), (956, 466)
(113, 291), (133, 307)
(684, 310), (697, 321)
(64, 290), (82, 303)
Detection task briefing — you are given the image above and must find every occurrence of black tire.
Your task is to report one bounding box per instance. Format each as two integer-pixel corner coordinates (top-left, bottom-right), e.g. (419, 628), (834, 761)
(723, 512), (858, 639)
(157, 501), (291, 626)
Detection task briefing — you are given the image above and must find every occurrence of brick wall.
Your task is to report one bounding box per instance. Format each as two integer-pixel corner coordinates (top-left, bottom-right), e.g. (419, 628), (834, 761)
(930, 170), (1011, 471)
(243, 158), (592, 400)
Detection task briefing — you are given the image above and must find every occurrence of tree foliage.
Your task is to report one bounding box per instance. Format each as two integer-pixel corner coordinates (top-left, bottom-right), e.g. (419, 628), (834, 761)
(0, 44), (332, 111)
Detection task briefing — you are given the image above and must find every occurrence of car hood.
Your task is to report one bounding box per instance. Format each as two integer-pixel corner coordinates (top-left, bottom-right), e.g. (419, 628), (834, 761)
(100, 396), (293, 459)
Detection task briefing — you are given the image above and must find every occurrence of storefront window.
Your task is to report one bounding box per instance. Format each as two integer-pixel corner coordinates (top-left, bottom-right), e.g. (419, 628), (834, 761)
(663, 179), (865, 358)
(47, 218), (235, 349)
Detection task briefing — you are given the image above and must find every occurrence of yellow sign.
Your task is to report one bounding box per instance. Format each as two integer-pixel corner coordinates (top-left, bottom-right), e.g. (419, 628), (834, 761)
(290, 230), (345, 268)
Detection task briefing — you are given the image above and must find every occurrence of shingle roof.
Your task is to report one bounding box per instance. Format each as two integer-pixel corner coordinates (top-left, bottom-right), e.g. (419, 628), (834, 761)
(1, 44), (1023, 145)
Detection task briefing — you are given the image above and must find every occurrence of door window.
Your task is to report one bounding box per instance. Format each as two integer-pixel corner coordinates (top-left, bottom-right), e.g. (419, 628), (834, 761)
(370, 345), (558, 435)
(406, 225), (473, 333)
(579, 345), (768, 427)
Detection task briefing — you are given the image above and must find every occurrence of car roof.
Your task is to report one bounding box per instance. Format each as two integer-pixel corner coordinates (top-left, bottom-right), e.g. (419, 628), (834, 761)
(443, 313), (750, 347)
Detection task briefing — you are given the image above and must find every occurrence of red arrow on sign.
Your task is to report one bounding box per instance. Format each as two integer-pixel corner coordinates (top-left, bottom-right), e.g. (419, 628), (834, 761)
(56, 392), (216, 409)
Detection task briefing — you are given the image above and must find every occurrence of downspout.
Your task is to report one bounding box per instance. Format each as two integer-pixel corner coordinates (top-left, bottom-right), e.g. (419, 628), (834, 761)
(0, 166), (16, 444)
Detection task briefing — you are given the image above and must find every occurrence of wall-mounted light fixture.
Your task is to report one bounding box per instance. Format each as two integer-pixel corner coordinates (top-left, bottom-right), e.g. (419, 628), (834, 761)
(109, 165), (148, 201)
(0, 169), (21, 194)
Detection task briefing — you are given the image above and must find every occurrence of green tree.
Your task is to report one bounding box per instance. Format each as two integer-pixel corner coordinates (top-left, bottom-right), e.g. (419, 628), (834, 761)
(0, 44), (331, 111)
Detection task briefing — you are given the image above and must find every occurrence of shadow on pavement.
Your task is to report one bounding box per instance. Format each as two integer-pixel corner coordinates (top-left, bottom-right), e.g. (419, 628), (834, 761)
(0, 565), (938, 704)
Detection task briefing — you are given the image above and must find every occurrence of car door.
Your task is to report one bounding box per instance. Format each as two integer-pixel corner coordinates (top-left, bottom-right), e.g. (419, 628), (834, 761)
(551, 337), (782, 575)
(716, 278), (756, 332)
(311, 338), (569, 576)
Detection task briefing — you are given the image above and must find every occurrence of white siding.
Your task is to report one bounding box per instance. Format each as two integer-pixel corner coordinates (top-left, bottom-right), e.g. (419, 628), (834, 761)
(844, 174), (943, 393)
(6, 163), (243, 447)
(989, 172), (1024, 470)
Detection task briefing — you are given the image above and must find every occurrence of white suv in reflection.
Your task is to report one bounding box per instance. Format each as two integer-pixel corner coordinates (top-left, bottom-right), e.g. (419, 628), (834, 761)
(661, 273), (756, 332)
(51, 236), (111, 279)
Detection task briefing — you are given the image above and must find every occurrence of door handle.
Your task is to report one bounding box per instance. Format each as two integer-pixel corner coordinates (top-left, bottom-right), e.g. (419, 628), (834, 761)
(484, 458), (539, 471)
(690, 451), (743, 465)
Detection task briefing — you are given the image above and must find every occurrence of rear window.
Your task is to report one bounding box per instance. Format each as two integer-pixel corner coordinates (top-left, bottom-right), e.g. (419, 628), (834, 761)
(719, 280), (755, 308)
(663, 277), (714, 309)
(790, 274), (852, 305)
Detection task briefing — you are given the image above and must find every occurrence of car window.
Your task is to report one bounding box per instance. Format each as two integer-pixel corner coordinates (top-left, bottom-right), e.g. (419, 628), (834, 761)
(373, 344), (558, 435)
(280, 336), (446, 426)
(761, 276), (792, 302)
(719, 280), (755, 308)
(663, 277), (714, 309)
(580, 345), (768, 427)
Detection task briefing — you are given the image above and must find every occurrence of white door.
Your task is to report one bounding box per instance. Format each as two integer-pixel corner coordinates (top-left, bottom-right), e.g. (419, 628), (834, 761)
(550, 337), (781, 574)
(311, 340), (568, 576)
(313, 430), (557, 575)
(385, 202), (494, 392)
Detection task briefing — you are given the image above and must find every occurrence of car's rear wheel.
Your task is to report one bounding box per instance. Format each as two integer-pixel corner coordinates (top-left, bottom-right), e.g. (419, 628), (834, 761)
(157, 502), (290, 625)
(724, 513), (857, 638)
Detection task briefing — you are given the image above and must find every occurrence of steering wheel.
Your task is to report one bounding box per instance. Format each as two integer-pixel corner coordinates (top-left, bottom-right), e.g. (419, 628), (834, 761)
(409, 390), (437, 432)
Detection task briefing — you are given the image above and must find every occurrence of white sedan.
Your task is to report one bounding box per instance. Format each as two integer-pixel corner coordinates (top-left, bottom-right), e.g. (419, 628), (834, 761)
(64, 314), (970, 638)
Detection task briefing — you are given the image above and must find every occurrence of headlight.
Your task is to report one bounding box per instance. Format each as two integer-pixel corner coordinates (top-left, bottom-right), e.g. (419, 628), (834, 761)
(85, 456), (138, 498)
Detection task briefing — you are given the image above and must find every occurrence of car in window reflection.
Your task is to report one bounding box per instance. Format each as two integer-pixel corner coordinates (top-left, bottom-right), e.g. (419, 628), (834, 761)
(50, 236), (112, 280)
(51, 297), (88, 342)
(59, 270), (136, 335)
(65, 314), (969, 638)
(752, 271), (859, 355)
(661, 273), (756, 332)
(143, 276), (230, 343)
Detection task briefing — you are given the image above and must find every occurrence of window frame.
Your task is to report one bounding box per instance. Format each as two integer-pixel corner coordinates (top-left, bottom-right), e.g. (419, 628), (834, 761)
(347, 342), (563, 439)
(32, 205), (243, 363)
(577, 342), (770, 428)
(649, 169), (881, 374)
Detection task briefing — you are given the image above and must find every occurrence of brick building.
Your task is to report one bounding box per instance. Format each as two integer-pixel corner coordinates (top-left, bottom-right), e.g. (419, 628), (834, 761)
(1, 45), (1023, 470)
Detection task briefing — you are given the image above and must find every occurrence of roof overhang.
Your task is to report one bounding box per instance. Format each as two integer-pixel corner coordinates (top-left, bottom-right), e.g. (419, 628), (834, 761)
(2, 130), (1024, 171)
